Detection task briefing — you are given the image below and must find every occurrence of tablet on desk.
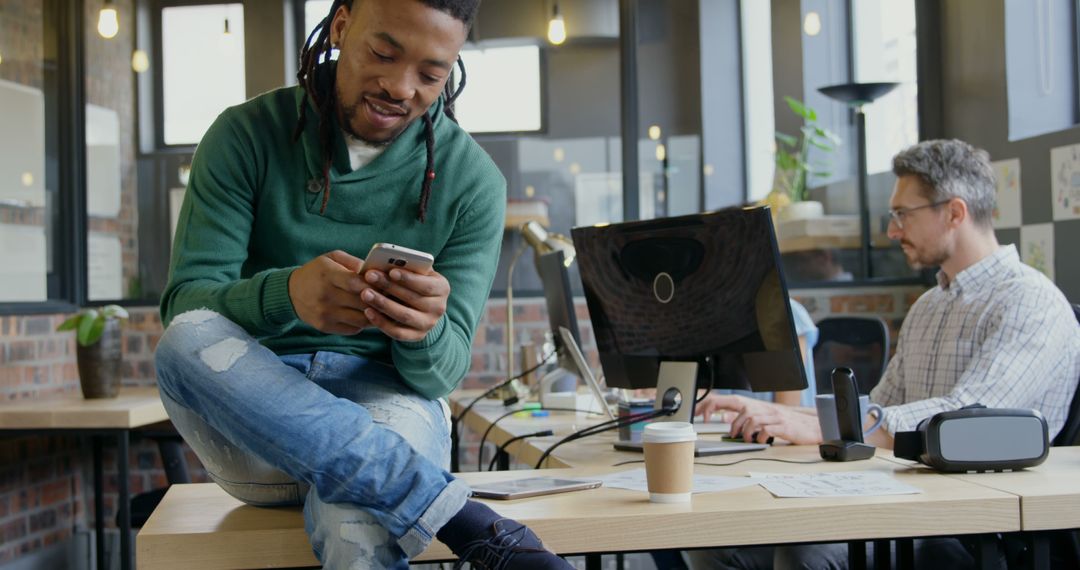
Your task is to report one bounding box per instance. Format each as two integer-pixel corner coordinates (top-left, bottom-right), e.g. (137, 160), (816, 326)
(470, 477), (602, 500)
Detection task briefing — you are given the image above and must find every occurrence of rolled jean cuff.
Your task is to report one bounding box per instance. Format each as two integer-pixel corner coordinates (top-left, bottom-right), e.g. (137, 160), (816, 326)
(398, 477), (471, 558)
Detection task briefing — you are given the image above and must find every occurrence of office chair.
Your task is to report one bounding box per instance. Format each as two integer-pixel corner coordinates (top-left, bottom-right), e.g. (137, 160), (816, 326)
(813, 316), (890, 396)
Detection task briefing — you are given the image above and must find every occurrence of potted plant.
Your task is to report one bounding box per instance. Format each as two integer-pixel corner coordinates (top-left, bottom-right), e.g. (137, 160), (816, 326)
(58, 305), (129, 399)
(770, 96), (841, 221)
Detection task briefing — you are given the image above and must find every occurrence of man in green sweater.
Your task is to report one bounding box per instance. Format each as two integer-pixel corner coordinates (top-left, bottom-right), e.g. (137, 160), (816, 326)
(154, 1), (571, 568)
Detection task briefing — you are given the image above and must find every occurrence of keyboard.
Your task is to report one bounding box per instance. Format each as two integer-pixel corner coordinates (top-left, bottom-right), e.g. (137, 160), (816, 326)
(613, 439), (767, 457)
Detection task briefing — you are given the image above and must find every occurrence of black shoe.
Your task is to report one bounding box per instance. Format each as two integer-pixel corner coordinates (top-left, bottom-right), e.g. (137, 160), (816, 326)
(452, 518), (572, 570)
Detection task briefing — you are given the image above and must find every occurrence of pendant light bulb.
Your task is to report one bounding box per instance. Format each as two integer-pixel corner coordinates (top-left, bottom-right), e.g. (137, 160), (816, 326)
(98, 2), (119, 39)
(547, 3), (566, 46)
(131, 50), (149, 73)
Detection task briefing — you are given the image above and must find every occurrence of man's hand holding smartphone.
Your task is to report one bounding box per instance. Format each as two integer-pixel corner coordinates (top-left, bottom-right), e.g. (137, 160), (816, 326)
(288, 250), (373, 335)
(357, 243), (448, 342)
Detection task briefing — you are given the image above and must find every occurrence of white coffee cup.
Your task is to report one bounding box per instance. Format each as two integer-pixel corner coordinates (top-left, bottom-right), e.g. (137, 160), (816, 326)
(814, 394), (884, 441)
(642, 422), (697, 503)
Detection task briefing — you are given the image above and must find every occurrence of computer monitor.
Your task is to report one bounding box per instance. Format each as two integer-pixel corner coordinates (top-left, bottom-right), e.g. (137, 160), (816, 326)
(570, 205), (807, 395)
(536, 250), (582, 373)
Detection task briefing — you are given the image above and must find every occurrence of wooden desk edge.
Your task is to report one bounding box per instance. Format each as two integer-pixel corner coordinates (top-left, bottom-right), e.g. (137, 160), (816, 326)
(0, 387), (168, 429)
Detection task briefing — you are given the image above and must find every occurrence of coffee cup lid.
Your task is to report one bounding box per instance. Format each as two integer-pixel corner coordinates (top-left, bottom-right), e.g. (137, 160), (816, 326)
(642, 421), (697, 443)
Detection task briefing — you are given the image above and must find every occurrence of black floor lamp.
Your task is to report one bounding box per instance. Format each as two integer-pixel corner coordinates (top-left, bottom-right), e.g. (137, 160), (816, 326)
(818, 82), (899, 279)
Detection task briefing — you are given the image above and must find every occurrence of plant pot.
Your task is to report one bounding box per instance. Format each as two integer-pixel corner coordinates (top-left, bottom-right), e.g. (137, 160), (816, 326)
(778, 200), (825, 222)
(76, 319), (122, 399)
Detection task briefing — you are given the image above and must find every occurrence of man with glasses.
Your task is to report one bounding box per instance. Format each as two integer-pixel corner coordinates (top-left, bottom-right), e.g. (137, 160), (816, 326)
(689, 139), (1079, 569)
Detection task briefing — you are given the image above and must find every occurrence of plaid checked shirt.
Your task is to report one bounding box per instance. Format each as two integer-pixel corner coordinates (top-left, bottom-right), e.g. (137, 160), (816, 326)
(871, 245), (1080, 439)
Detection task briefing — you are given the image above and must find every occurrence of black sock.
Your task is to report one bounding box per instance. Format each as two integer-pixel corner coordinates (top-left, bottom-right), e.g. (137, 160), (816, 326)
(436, 500), (500, 553)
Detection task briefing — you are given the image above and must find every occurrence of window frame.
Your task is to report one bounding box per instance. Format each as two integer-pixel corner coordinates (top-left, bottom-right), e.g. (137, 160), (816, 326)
(756, 0), (937, 288)
(151, 0), (246, 151)
(0, 0), (86, 315)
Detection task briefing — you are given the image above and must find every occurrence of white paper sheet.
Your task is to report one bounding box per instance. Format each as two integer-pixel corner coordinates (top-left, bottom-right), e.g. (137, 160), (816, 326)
(991, 158), (1022, 228)
(1020, 223), (1056, 281)
(594, 468), (759, 494)
(1051, 143), (1080, 220)
(749, 471), (922, 498)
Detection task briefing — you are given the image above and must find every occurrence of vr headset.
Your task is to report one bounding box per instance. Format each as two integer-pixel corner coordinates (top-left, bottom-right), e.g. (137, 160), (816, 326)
(893, 405), (1049, 472)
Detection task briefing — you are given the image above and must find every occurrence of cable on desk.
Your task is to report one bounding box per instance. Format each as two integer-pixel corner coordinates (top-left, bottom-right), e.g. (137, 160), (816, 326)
(478, 406), (605, 472)
(533, 407), (676, 469)
(609, 459), (645, 467)
(695, 385), (712, 406)
(487, 430), (555, 471)
(450, 349), (555, 471)
(609, 457), (825, 468)
(695, 458), (825, 467)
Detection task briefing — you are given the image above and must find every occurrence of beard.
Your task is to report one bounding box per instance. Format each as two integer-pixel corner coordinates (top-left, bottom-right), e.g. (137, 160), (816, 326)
(336, 84), (411, 147)
(902, 240), (948, 270)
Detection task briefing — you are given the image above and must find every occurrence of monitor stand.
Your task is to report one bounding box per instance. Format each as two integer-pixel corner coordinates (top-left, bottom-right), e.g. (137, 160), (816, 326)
(613, 360), (768, 457)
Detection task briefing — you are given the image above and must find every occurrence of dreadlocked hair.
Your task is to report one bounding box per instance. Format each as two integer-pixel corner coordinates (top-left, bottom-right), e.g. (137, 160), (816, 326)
(293, 0), (479, 222)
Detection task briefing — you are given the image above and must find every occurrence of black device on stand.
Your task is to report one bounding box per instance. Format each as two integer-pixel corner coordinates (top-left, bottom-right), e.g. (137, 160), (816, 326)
(819, 367), (875, 461)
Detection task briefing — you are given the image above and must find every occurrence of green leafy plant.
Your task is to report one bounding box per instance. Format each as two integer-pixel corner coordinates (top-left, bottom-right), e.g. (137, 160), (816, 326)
(57, 305), (130, 347)
(774, 96), (842, 202)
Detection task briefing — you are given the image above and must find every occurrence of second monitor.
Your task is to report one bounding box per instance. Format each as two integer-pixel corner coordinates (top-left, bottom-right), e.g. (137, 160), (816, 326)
(570, 205), (807, 417)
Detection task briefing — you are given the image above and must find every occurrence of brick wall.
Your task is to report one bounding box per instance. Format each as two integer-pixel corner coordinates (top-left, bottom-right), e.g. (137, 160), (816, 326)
(0, 308), (208, 566)
(0, 285), (924, 564)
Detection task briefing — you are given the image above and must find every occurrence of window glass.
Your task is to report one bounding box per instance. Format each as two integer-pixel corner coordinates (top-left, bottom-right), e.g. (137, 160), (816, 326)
(853, 0), (919, 175)
(742, 0), (925, 285)
(85, 0), (144, 301)
(740, 0), (776, 203)
(0, 0), (57, 302)
(304, 0), (333, 43)
(161, 3), (246, 145)
(636, 0), (702, 220)
(456, 44), (542, 134)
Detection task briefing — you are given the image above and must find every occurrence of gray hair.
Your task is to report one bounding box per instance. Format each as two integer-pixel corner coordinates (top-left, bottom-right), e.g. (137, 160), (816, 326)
(892, 139), (996, 227)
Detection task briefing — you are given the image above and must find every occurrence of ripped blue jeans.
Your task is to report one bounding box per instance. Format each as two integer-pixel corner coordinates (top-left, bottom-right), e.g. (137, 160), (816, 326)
(154, 310), (471, 569)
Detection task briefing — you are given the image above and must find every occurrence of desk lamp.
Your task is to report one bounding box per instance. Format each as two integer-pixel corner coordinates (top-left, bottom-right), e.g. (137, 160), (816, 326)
(817, 81), (898, 278)
(503, 221), (576, 399)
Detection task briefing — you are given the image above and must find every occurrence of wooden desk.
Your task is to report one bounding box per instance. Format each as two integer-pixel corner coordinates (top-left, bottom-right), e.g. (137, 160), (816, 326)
(881, 447), (1080, 532)
(880, 446), (1080, 567)
(0, 387), (169, 570)
(136, 393), (1026, 570)
(0, 386), (167, 429)
(138, 448), (1019, 570)
(137, 484), (320, 570)
(959, 447), (1080, 532)
(450, 394), (1021, 559)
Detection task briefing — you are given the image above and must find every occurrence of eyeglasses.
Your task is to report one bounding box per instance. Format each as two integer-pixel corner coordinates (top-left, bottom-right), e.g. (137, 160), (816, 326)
(885, 200), (951, 230)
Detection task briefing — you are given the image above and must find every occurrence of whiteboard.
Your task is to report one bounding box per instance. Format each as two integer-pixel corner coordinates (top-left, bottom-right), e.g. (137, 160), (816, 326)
(88, 232), (124, 301)
(0, 224), (47, 302)
(86, 104), (122, 217)
(0, 79), (46, 208)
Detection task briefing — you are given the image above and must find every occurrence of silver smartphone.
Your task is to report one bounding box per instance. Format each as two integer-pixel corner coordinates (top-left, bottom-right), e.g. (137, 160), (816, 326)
(360, 243), (434, 275)
(470, 476), (602, 500)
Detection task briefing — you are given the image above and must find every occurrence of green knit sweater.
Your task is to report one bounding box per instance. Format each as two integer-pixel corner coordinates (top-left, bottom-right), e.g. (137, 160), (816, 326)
(161, 86), (506, 400)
